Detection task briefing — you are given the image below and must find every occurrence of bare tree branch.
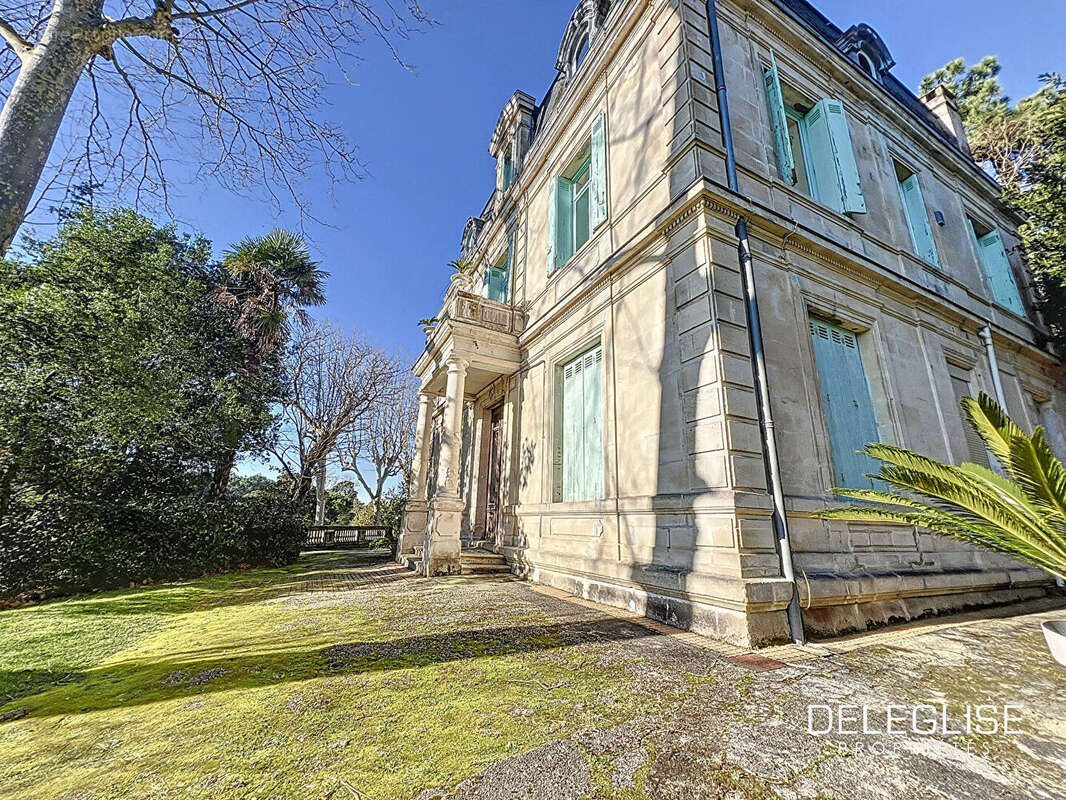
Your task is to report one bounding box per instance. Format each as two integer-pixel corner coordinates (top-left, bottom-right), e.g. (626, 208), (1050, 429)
(271, 320), (402, 505)
(0, 0), (431, 253)
(0, 15), (32, 57)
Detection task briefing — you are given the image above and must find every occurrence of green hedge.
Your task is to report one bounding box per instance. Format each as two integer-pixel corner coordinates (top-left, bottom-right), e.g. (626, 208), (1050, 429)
(0, 492), (304, 599)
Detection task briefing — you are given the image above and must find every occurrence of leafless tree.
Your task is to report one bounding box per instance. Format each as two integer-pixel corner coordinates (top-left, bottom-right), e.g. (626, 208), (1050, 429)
(338, 374), (416, 522)
(271, 320), (400, 507)
(0, 0), (428, 254)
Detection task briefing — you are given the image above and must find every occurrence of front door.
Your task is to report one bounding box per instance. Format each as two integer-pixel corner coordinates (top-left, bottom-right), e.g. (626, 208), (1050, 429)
(484, 405), (504, 541)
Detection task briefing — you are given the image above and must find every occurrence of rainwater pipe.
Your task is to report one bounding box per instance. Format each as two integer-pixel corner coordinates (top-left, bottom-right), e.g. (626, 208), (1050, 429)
(704, 0), (805, 645)
(979, 325), (1008, 408)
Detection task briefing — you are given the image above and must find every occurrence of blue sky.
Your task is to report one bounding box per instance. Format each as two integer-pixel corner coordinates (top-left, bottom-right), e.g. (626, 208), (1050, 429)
(16, 1), (1060, 486)
(128, 0), (1061, 368)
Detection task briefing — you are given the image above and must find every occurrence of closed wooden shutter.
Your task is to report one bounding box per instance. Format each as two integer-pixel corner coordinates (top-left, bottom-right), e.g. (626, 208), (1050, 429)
(763, 51), (796, 184)
(948, 368), (990, 467)
(562, 355), (584, 501)
(976, 229), (1025, 315)
(898, 173), (940, 267)
(552, 177), (574, 270)
(560, 345), (603, 501)
(809, 319), (881, 490)
(582, 347), (604, 499)
(802, 99), (866, 214)
(590, 114), (608, 231)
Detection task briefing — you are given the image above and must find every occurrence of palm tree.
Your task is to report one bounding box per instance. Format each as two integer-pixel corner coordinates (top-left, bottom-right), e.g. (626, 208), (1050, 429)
(819, 392), (1066, 581)
(218, 230), (328, 366)
(209, 230), (328, 498)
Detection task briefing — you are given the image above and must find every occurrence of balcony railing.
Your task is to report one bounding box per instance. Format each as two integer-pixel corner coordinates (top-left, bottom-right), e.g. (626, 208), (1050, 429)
(431, 280), (524, 339)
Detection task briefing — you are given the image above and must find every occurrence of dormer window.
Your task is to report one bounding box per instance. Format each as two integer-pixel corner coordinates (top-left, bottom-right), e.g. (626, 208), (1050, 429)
(856, 51), (876, 78)
(502, 144), (514, 191)
(575, 35), (590, 69)
(835, 23), (895, 85)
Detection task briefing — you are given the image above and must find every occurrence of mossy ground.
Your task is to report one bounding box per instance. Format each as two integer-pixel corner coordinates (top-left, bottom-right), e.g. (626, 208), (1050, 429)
(0, 552), (696, 800)
(2, 551), (1063, 800)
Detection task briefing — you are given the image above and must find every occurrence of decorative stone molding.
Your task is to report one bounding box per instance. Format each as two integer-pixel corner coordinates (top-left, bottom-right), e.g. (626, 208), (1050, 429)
(555, 0), (613, 82)
(835, 23), (895, 80)
(453, 291), (525, 335)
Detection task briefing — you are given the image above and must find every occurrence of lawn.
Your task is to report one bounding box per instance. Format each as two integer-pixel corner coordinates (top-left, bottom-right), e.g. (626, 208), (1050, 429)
(0, 552), (694, 800)
(3, 550), (1064, 800)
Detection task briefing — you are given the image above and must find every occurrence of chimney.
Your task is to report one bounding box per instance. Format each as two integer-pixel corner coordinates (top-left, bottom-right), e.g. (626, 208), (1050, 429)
(921, 85), (971, 158)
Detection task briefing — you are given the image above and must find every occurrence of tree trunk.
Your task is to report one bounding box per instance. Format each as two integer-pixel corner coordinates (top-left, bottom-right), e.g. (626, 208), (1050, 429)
(0, 1), (97, 254)
(208, 447), (237, 499)
(314, 459), (327, 525)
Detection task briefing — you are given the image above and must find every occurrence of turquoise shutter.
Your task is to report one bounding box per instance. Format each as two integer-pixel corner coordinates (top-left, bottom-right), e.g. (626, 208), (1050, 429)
(556, 177), (574, 267)
(763, 51), (796, 184)
(898, 173), (940, 267)
(562, 355), (585, 501)
(547, 178), (558, 273)
(977, 230), (1025, 315)
(502, 231), (514, 302)
(802, 99), (866, 214)
(590, 114), (608, 230)
(582, 346), (604, 499)
(809, 319), (882, 490)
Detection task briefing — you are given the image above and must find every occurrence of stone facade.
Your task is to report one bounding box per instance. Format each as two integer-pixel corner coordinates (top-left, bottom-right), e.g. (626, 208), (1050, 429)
(401, 0), (1065, 646)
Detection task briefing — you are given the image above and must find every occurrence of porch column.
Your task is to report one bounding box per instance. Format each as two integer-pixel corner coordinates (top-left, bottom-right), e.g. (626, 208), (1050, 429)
(435, 357), (468, 498)
(398, 390), (436, 559)
(411, 391), (435, 502)
(424, 356), (468, 575)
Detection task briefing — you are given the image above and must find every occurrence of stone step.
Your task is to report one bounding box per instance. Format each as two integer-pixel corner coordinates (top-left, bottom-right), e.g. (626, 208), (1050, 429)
(462, 563), (513, 575)
(460, 547), (510, 577)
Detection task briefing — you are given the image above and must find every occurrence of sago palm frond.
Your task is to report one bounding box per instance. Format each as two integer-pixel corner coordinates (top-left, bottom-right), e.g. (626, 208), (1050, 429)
(819, 392), (1066, 582)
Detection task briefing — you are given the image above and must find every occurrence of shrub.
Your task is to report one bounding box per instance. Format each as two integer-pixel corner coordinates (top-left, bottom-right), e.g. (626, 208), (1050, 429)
(0, 492), (305, 599)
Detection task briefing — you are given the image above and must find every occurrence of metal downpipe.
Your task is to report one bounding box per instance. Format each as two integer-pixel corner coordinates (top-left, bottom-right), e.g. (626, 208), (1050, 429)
(980, 326), (1008, 408)
(705, 0), (805, 644)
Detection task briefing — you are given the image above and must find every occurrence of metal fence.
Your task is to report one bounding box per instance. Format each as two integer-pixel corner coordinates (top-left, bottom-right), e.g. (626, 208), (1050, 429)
(304, 526), (391, 549)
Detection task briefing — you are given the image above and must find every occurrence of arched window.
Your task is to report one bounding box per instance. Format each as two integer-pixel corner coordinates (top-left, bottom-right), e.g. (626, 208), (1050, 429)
(856, 51), (876, 78)
(575, 35), (590, 69)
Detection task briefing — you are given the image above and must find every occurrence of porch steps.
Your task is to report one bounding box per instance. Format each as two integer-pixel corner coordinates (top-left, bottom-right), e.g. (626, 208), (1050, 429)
(461, 547), (512, 576)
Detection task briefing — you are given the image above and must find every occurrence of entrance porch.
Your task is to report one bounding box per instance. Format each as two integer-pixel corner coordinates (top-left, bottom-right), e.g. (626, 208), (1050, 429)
(399, 286), (522, 575)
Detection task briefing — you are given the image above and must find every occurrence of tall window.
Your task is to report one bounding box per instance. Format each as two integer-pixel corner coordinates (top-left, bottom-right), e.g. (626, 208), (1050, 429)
(484, 233), (512, 304)
(502, 144), (514, 191)
(969, 216), (1025, 316)
(895, 161), (940, 267)
(763, 52), (866, 215)
(554, 345), (604, 502)
(946, 363), (990, 467)
(809, 318), (882, 490)
(548, 114), (608, 272)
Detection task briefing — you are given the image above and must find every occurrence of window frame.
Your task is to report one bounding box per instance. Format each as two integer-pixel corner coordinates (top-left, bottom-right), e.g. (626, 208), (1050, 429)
(893, 159), (941, 267)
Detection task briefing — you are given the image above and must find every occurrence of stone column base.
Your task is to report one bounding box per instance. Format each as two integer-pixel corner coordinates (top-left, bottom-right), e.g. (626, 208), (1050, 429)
(398, 499), (429, 560)
(424, 494), (465, 576)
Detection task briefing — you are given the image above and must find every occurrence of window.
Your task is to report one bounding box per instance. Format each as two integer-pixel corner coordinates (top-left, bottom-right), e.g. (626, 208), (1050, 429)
(763, 53), (866, 215)
(548, 114), (607, 272)
(809, 318), (882, 489)
(502, 145), (514, 191)
(968, 217), (1025, 315)
(575, 35), (590, 68)
(554, 345), (604, 502)
(856, 51), (876, 79)
(895, 161), (940, 267)
(947, 364), (990, 467)
(483, 233), (512, 304)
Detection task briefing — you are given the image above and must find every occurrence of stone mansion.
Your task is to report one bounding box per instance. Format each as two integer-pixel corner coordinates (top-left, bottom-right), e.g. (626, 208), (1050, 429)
(398, 0), (1066, 645)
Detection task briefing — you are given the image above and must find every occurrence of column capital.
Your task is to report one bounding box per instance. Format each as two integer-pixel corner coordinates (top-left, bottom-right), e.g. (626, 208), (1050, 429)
(446, 355), (469, 372)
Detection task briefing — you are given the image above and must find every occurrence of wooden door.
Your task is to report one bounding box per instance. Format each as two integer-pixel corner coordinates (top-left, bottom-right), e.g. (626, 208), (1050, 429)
(485, 405), (504, 539)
